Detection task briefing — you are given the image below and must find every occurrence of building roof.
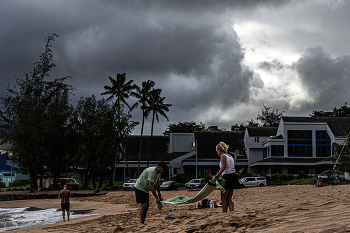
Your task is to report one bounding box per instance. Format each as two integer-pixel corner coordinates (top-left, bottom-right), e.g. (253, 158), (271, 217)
(125, 135), (171, 162)
(270, 134), (284, 139)
(246, 127), (278, 137)
(194, 131), (247, 159)
(254, 157), (332, 164)
(282, 117), (350, 137)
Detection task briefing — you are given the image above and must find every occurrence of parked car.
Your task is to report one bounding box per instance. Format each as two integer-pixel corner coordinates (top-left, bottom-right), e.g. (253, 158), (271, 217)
(185, 178), (208, 189)
(59, 178), (80, 190)
(160, 181), (180, 190)
(159, 179), (165, 185)
(239, 177), (267, 188)
(122, 179), (138, 190)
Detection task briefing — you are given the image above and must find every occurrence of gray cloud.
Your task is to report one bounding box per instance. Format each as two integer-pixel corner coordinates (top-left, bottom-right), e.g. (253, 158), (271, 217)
(294, 46), (350, 109)
(1, 0), (350, 134)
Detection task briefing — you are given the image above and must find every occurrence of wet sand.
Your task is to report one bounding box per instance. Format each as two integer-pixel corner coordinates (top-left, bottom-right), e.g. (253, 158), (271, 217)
(2, 185), (350, 232)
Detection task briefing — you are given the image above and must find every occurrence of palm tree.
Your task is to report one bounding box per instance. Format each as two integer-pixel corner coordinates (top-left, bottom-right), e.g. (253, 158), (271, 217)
(101, 73), (137, 184)
(146, 88), (172, 167)
(132, 80), (156, 176)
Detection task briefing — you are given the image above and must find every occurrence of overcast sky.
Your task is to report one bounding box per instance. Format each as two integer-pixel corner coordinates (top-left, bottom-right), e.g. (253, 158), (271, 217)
(1, 0), (350, 135)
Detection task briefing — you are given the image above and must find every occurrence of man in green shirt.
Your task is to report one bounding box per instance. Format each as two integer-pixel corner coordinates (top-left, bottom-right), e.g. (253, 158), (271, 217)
(135, 161), (168, 224)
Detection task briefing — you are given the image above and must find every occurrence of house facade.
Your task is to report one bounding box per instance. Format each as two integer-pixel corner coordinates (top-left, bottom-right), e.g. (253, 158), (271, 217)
(245, 117), (350, 175)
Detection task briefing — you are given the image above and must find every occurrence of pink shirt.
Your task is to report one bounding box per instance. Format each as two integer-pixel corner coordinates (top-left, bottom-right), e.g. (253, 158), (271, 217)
(59, 189), (71, 203)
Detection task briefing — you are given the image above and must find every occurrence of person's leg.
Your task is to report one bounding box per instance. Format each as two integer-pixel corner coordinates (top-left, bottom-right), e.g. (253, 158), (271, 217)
(140, 203), (149, 224)
(62, 211), (65, 222)
(66, 203), (70, 221)
(195, 201), (201, 208)
(227, 189), (234, 212)
(61, 203), (65, 222)
(221, 191), (229, 212)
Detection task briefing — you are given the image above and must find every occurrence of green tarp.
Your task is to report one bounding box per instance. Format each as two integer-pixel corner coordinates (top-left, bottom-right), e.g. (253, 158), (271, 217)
(161, 178), (225, 205)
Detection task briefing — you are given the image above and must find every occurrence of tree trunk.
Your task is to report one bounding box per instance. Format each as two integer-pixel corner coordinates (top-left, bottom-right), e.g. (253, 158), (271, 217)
(109, 156), (117, 186)
(39, 168), (43, 190)
(29, 171), (38, 193)
(92, 172), (96, 189)
(146, 111), (155, 167)
(138, 112), (145, 176)
(118, 144), (133, 178)
(99, 173), (103, 188)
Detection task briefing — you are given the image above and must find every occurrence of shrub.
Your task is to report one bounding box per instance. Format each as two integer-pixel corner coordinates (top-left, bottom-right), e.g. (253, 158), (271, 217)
(0, 182), (6, 188)
(11, 180), (29, 187)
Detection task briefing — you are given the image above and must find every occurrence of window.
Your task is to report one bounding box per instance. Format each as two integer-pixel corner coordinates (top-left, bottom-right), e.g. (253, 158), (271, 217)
(271, 145), (284, 156)
(263, 147), (268, 158)
(255, 137), (260, 142)
(174, 168), (181, 174)
(288, 130), (312, 157)
(246, 178), (255, 181)
(316, 130), (331, 157)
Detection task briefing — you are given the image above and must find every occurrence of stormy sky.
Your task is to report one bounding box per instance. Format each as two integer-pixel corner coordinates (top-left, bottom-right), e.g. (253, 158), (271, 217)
(1, 0), (350, 135)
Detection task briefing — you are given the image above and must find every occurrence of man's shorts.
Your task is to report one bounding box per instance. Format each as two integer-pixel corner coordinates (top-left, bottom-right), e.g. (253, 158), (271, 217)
(135, 188), (149, 203)
(61, 203), (70, 211)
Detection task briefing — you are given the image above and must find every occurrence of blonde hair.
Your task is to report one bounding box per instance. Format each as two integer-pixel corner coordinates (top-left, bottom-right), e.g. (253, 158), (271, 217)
(216, 141), (229, 153)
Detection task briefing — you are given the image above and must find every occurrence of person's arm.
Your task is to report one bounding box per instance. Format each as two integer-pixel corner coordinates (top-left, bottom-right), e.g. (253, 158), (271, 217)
(212, 155), (226, 181)
(149, 181), (161, 203)
(155, 182), (163, 201)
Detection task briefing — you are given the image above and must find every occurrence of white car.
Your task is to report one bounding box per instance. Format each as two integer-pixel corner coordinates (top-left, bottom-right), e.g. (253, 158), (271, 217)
(239, 177), (267, 188)
(122, 179), (138, 190)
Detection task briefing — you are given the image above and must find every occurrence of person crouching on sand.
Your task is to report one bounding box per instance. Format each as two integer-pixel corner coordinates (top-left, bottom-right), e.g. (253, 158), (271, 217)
(195, 199), (222, 208)
(317, 176), (324, 187)
(134, 161), (168, 224)
(212, 141), (241, 213)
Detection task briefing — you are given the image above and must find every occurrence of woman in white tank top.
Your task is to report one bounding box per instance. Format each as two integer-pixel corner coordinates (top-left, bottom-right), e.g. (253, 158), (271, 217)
(212, 141), (241, 213)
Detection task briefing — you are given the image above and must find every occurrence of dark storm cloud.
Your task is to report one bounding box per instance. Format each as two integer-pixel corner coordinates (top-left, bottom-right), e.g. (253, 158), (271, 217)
(294, 46), (350, 109)
(3, 0), (342, 134)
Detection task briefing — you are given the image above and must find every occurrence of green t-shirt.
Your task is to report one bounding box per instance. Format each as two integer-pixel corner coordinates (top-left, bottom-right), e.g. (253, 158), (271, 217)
(135, 167), (161, 193)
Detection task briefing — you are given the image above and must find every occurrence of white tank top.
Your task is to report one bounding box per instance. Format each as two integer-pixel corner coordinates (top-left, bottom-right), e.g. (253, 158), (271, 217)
(219, 154), (235, 175)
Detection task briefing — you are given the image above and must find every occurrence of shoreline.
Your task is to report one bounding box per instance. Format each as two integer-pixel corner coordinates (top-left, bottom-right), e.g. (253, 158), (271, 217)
(0, 199), (137, 233)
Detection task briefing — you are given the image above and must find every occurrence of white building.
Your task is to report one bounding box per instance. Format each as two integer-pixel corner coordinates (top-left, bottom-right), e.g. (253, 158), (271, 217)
(245, 117), (350, 175)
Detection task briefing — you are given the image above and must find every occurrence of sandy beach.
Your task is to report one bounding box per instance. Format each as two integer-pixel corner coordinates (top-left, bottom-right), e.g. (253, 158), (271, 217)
(2, 184), (350, 232)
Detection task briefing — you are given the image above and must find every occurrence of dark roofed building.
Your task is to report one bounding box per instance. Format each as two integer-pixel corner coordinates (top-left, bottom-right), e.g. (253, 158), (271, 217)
(178, 131), (248, 176)
(282, 117), (350, 137)
(246, 127), (278, 137)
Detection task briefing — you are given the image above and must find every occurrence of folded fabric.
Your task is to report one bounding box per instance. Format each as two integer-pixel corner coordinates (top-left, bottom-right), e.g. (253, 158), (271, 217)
(161, 178), (225, 205)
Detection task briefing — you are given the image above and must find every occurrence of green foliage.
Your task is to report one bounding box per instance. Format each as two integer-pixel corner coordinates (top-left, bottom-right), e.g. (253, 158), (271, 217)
(310, 102), (350, 117)
(132, 80), (156, 176)
(231, 120), (259, 131)
(163, 121), (207, 135)
(0, 182), (5, 188)
(0, 33), (74, 192)
(11, 180), (30, 187)
(256, 104), (284, 127)
(146, 88), (171, 166)
(101, 73), (139, 184)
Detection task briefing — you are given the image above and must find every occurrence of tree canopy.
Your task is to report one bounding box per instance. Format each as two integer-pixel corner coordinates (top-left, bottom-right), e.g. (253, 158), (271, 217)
(310, 103), (350, 117)
(163, 121), (207, 135)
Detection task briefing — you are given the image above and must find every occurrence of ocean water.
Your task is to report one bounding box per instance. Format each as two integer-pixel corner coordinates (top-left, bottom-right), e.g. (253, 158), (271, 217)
(0, 207), (94, 232)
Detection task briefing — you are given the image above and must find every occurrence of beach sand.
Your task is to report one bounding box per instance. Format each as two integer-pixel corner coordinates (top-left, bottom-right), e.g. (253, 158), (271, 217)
(2, 184), (350, 232)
